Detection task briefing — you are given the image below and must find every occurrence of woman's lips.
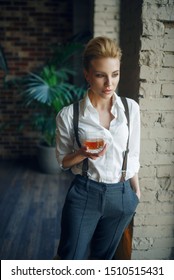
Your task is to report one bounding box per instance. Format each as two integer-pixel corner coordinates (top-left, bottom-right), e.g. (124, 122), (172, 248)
(103, 89), (112, 94)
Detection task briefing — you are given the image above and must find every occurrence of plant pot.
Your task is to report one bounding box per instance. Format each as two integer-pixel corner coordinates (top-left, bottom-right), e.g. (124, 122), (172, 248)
(37, 144), (62, 174)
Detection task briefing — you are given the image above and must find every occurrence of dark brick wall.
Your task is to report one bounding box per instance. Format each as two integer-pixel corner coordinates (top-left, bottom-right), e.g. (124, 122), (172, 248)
(0, 0), (73, 159)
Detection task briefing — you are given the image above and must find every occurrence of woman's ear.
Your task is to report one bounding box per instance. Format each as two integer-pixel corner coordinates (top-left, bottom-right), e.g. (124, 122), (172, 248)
(83, 69), (89, 82)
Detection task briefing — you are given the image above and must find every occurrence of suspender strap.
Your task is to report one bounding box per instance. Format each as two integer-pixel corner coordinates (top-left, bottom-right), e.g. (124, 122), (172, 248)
(73, 102), (81, 148)
(120, 96), (130, 181)
(73, 102), (88, 177)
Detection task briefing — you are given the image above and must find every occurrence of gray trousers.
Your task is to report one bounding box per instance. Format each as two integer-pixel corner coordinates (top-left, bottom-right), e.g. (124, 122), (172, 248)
(57, 175), (139, 260)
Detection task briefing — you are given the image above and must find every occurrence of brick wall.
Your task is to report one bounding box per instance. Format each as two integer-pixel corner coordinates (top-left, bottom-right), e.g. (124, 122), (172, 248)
(136, 0), (174, 260)
(94, 0), (174, 259)
(0, 0), (73, 158)
(94, 0), (120, 42)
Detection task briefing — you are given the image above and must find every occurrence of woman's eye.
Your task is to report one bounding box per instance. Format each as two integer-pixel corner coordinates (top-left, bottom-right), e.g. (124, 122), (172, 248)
(96, 73), (104, 78)
(112, 73), (118, 77)
(95, 73), (119, 78)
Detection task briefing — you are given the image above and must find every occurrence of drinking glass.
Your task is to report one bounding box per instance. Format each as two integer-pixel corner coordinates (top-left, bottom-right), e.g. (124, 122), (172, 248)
(82, 132), (106, 153)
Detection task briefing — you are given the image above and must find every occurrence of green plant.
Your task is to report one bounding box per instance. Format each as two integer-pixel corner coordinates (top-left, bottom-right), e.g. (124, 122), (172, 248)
(11, 41), (86, 147)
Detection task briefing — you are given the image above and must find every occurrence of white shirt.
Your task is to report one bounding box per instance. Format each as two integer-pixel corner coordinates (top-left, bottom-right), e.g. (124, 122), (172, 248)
(56, 92), (140, 183)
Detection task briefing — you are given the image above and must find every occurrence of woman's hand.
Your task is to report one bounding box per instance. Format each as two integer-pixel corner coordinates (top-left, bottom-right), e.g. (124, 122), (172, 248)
(62, 144), (107, 169)
(130, 173), (141, 201)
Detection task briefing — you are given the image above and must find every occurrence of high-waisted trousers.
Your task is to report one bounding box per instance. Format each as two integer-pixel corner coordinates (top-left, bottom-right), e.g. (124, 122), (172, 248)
(57, 174), (139, 260)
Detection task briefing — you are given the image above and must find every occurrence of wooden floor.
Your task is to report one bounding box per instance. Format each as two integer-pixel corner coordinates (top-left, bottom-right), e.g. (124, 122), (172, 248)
(0, 158), (74, 260)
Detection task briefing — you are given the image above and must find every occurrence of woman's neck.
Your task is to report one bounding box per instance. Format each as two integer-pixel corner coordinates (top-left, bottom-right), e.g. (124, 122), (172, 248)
(88, 89), (112, 111)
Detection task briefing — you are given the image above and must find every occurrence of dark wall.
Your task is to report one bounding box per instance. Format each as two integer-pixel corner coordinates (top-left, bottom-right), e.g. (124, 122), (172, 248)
(0, 0), (73, 159)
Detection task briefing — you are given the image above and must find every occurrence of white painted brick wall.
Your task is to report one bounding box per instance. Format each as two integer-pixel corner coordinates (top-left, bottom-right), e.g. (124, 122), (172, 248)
(136, 0), (174, 260)
(94, 0), (120, 41)
(163, 54), (174, 67)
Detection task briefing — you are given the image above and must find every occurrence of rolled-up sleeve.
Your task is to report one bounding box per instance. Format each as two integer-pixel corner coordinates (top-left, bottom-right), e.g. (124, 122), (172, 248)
(55, 106), (74, 170)
(127, 101), (140, 178)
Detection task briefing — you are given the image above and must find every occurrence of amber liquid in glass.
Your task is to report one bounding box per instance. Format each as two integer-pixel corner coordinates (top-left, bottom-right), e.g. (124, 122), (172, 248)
(84, 139), (104, 152)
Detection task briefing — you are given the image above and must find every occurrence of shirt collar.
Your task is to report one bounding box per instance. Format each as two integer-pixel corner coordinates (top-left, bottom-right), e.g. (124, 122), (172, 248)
(82, 91), (125, 117)
(114, 93), (125, 110)
(82, 91), (97, 117)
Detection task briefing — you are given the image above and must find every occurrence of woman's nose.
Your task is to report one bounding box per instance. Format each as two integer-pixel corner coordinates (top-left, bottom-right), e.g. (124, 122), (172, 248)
(105, 76), (112, 86)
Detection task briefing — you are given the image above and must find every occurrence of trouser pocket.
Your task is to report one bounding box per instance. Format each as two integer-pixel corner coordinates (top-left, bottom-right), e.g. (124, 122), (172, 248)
(123, 181), (139, 216)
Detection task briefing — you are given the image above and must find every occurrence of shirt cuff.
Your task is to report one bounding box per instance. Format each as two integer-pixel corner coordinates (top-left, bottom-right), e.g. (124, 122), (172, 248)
(56, 154), (70, 171)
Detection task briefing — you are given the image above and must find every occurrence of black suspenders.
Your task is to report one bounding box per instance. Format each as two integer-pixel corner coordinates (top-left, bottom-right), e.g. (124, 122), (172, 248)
(73, 102), (88, 177)
(73, 97), (130, 181)
(120, 97), (130, 181)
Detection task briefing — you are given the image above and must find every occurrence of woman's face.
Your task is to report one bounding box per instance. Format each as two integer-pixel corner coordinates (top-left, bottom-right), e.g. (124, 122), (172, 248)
(84, 57), (120, 100)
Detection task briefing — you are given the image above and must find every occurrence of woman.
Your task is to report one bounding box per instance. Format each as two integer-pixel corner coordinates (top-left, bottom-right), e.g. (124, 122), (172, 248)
(55, 36), (140, 260)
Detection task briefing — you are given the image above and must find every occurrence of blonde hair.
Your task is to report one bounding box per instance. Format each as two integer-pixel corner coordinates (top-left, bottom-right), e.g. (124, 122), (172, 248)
(83, 36), (122, 70)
